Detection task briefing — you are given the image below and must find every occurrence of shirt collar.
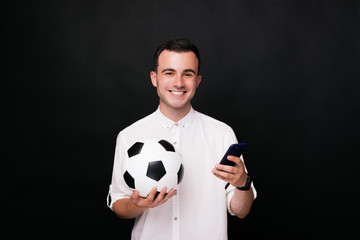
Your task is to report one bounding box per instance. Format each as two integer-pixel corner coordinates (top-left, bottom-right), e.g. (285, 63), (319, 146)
(155, 106), (195, 131)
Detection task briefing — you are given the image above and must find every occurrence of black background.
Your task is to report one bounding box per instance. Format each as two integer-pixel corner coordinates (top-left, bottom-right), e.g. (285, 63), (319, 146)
(6, 0), (360, 239)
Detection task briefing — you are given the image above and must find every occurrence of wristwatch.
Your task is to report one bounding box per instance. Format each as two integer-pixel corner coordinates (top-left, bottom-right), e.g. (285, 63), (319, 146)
(236, 175), (252, 191)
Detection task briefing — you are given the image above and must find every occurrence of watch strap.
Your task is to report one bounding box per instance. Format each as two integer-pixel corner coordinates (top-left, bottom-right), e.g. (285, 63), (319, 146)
(236, 175), (252, 191)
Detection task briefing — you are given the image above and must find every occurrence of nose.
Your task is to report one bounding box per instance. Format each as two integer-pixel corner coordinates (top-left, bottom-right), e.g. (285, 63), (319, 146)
(173, 74), (185, 88)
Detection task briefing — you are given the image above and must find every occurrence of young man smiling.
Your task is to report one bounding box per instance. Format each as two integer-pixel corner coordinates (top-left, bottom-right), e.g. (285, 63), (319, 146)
(150, 49), (201, 122)
(108, 37), (256, 240)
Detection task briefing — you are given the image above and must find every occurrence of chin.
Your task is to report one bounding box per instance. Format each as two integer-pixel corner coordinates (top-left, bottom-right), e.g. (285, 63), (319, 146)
(165, 101), (190, 111)
(170, 104), (188, 110)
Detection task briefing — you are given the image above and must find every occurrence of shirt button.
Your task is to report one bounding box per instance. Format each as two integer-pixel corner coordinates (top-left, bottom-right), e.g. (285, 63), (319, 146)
(173, 142), (177, 145)
(175, 123), (179, 127)
(174, 217), (178, 221)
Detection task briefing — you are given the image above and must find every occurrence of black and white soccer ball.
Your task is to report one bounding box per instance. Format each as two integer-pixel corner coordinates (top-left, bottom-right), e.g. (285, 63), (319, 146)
(121, 139), (184, 197)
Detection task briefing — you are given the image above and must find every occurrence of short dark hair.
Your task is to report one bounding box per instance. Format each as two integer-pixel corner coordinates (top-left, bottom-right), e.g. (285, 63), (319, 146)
(152, 37), (201, 74)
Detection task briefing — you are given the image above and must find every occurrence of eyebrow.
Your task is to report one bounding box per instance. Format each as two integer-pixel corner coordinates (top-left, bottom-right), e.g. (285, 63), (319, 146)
(161, 68), (196, 74)
(183, 69), (196, 74)
(161, 68), (176, 73)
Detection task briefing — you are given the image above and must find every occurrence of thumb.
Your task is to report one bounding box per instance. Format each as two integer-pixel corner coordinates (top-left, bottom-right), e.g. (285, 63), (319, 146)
(130, 190), (139, 202)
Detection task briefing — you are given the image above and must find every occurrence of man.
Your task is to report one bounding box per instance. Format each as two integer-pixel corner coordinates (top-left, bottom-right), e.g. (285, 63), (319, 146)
(107, 37), (256, 240)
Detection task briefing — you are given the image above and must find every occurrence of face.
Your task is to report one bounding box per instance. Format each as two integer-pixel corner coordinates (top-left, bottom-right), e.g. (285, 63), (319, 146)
(150, 50), (202, 116)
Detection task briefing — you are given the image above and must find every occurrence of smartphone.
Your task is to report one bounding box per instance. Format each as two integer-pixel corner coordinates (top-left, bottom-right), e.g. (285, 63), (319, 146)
(219, 143), (248, 166)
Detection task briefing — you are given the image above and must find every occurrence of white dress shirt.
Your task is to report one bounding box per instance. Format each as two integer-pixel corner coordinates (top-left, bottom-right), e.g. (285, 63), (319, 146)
(107, 107), (256, 240)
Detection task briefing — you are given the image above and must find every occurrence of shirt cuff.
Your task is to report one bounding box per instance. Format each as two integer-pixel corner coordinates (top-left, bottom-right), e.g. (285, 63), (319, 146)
(226, 187), (236, 216)
(107, 185), (130, 210)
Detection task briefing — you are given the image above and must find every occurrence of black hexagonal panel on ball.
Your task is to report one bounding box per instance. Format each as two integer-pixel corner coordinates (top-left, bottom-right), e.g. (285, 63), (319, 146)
(123, 171), (135, 189)
(158, 140), (175, 152)
(146, 161), (166, 181)
(177, 164), (184, 184)
(127, 142), (144, 158)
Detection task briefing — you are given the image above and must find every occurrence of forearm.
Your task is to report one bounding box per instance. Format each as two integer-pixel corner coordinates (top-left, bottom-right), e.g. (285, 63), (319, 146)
(112, 198), (146, 219)
(112, 188), (177, 219)
(230, 188), (254, 219)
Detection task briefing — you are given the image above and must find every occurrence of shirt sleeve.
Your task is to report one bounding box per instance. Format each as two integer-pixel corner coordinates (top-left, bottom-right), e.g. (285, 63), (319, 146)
(224, 127), (257, 216)
(107, 132), (133, 210)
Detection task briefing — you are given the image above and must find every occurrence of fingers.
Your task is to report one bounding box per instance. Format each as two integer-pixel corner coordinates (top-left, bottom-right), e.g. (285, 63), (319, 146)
(219, 156), (244, 171)
(212, 156), (245, 182)
(226, 155), (243, 165)
(152, 187), (167, 203)
(212, 165), (235, 179)
(131, 187), (177, 209)
(154, 188), (177, 205)
(214, 163), (236, 174)
(130, 190), (140, 202)
(146, 187), (159, 201)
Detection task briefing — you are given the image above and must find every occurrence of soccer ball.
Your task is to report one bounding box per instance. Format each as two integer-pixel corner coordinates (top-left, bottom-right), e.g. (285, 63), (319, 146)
(122, 139), (184, 197)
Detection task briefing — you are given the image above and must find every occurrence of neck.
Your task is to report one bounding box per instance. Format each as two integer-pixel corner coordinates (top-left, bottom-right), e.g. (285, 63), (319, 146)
(159, 104), (191, 122)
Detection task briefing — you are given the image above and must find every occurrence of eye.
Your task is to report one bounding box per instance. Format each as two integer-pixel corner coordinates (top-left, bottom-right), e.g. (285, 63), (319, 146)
(165, 72), (174, 76)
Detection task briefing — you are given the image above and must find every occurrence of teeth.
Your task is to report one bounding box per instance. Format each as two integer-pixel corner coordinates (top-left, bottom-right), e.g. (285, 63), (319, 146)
(171, 91), (185, 95)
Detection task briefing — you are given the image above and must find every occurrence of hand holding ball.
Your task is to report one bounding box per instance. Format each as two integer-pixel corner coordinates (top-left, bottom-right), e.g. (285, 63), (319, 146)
(122, 139), (184, 197)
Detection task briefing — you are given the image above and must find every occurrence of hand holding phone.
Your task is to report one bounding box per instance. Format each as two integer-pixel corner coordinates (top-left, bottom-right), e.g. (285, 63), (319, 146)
(219, 143), (248, 189)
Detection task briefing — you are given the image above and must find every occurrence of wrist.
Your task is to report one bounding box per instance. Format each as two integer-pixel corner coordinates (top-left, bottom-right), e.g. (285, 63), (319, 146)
(236, 174), (252, 191)
(237, 174), (248, 187)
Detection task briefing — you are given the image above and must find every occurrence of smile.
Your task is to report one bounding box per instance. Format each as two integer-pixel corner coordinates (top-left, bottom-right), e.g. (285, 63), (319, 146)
(169, 90), (186, 95)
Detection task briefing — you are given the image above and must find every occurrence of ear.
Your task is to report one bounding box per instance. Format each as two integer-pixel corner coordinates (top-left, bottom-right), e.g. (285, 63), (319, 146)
(150, 71), (157, 87)
(196, 74), (202, 88)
